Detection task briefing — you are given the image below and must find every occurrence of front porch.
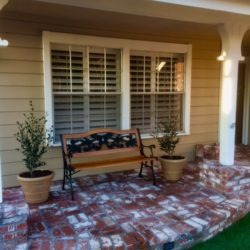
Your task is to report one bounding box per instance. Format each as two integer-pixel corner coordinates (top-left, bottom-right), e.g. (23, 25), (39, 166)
(1, 146), (250, 250)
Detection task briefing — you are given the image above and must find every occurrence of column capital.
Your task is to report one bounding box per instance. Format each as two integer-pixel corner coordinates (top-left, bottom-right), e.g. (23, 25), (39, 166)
(217, 22), (249, 61)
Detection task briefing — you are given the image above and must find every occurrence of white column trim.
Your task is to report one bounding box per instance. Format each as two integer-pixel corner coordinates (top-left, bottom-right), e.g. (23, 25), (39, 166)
(121, 47), (130, 129)
(217, 23), (246, 62)
(42, 31), (53, 143)
(243, 57), (250, 145)
(217, 23), (248, 166)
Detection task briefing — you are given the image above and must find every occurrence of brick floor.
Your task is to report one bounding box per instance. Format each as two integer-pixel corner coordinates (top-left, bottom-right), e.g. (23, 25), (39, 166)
(1, 145), (250, 250)
(0, 188), (29, 249)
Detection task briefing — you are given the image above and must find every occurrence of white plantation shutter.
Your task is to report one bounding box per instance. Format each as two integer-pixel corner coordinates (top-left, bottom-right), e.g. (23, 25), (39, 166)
(88, 48), (121, 130)
(130, 51), (185, 134)
(51, 46), (84, 93)
(155, 94), (183, 130)
(130, 55), (151, 92)
(89, 95), (120, 129)
(51, 44), (121, 142)
(131, 94), (152, 133)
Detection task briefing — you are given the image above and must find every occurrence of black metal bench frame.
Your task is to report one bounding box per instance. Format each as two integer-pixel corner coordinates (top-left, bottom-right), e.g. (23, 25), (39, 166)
(60, 128), (156, 199)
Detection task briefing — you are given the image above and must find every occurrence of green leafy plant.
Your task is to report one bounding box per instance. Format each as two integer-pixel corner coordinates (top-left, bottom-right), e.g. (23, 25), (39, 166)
(155, 116), (180, 159)
(15, 101), (53, 177)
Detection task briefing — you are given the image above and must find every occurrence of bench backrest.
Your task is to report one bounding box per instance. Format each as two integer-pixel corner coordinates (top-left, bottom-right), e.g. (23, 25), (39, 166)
(60, 128), (143, 159)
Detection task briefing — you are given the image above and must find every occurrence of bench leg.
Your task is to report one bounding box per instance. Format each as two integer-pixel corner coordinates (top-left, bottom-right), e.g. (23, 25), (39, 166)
(62, 166), (74, 200)
(69, 169), (74, 200)
(62, 167), (66, 190)
(139, 160), (156, 185)
(138, 162), (144, 177)
(150, 160), (156, 185)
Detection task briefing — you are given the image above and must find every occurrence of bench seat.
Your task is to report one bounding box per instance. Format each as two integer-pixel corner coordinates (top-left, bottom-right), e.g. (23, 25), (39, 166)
(71, 155), (152, 171)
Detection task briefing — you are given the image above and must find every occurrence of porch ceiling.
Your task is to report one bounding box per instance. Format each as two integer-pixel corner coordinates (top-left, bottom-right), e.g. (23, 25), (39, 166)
(1, 0), (250, 52)
(3, 0), (250, 24)
(34, 0), (250, 24)
(0, 0), (218, 38)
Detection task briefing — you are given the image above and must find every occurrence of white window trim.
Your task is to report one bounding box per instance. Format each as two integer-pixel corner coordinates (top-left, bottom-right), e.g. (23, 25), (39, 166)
(43, 31), (191, 142)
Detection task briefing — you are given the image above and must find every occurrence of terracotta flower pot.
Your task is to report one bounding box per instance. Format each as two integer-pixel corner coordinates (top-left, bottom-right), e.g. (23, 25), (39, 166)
(159, 156), (186, 181)
(17, 170), (54, 204)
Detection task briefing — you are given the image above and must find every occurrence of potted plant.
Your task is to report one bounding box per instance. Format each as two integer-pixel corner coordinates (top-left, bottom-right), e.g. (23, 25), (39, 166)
(155, 116), (186, 181)
(15, 101), (54, 204)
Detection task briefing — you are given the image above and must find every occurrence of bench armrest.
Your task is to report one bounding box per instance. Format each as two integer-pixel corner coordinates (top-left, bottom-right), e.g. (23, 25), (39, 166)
(141, 144), (156, 158)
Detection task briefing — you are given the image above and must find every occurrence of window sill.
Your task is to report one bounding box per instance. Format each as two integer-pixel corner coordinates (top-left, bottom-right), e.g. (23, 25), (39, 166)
(140, 131), (190, 140)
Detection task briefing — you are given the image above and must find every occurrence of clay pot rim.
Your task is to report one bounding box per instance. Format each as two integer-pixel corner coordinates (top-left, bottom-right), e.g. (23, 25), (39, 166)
(17, 170), (54, 181)
(160, 155), (186, 160)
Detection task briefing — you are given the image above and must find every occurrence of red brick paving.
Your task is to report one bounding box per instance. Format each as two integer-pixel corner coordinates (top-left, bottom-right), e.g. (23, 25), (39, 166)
(1, 145), (250, 249)
(25, 164), (250, 250)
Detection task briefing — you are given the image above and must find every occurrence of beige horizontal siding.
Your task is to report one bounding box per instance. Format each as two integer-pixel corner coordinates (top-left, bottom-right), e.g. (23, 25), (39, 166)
(0, 125), (17, 138)
(192, 59), (220, 69)
(1, 150), (23, 164)
(0, 138), (17, 151)
(191, 79), (220, 88)
(192, 97), (219, 106)
(0, 60), (43, 74)
(0, 14), (221, 187)
(191, 115), (218, 125)
(0, 73), (43, 86)
(0, 112), (25, 125)
(190, 124), (218, 134)
(0, 111), (45, 126)
(192, 69), (220, 79)
(0, 99), (44, 112)
(3, 162), (28, 176)
(0, 47), (42, 61)
(191, 106), (219, 115)
(1, 148), (61, 164)
(192, 40), (220, 50)
(192, 49), (219, 60)
(180, 133), (218, 144)
(191, 88), (219, 97)
(0, 86), (44, 99)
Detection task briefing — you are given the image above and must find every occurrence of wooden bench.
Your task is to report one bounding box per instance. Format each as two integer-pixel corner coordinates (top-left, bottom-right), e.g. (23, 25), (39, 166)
(60, 128), (156, 199)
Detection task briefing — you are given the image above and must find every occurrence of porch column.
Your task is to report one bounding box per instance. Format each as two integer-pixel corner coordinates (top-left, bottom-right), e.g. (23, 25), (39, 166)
(217, 23), (248, 165)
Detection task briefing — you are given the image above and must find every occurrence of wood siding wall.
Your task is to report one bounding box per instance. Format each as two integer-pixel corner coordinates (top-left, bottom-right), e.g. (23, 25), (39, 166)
(0, 14), (221, 187)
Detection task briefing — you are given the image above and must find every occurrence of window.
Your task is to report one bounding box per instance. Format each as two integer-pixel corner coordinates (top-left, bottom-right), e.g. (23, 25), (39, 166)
(130, 51), (185, 134)
(50, 44), (121, 142)
(43, 32), (191, 144)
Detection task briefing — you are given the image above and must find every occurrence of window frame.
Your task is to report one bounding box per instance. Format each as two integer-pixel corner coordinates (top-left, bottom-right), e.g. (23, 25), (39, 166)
(43, 31), (192, 144)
